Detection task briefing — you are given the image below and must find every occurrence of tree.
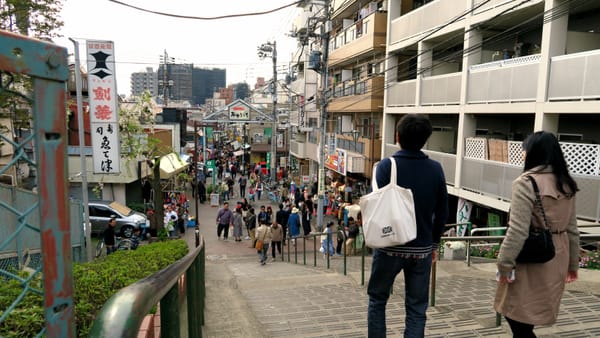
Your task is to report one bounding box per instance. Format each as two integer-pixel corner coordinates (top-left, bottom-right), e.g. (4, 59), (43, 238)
(0, 0), (64, 188)
(0, 0), (64, 38)
(118, 91), (169, 232)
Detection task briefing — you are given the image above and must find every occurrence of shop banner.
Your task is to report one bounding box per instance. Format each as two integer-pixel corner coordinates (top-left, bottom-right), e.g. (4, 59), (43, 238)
(87, 40), (120, 173)
(324, 148), (347, 176)
(456, 198), (472, 236)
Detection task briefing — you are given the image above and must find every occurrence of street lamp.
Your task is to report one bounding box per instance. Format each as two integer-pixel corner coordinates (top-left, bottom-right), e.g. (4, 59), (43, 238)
(352, 129), (360, 152)
(257, 41), (278, 182)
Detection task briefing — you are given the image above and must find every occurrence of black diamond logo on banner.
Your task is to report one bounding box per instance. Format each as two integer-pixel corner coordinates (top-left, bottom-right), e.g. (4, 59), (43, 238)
(93, 70), (111, 79)
(90, 51), (112, 79)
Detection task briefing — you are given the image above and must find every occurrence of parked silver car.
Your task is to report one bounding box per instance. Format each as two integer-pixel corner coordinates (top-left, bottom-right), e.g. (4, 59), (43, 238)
(88, 200), (148, 238)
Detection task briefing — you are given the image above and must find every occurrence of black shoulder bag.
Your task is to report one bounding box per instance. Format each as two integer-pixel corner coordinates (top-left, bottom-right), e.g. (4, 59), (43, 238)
(515, 176), (556, 263)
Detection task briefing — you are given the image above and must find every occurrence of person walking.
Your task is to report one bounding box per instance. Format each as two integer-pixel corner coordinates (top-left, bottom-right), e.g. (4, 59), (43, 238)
(287, 207), (301, 246)
(276, 203), (290, 246)
(197, 180), (206, 204)
(494, 131), (579, 337)
(246, 207), (257, 247)
(257, 205), (270, 225)
(239, 174), (247, 199)
(233, 206), (244, 242)
(320, 221), (335, 258)
(301, 202), (312, 236)
(255, 220), (272, 265)
(270, 220), (283, 260)
(216, 202), (234, 240)
(103, 215), (117, 255)
(256, 179), (264, 200)
(367, 114), (449, 338)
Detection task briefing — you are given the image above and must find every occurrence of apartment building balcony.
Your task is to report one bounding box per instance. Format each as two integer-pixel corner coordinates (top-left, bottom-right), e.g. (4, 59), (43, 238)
(383, 137), (600, 222)
(389, 0), (466, 47)
(290, 139), (318, 160)
(467, 54), (540, 104)
(329, 11), (387, 67)
(461, 138), (600, 222)
(387, 79), (417, 107)
(328, 76), (384, 113)
(389, 0), (540, 49)
(548, 49), (600, 101)
(251, 140), (288, 154)
(386, 71), (461, 107)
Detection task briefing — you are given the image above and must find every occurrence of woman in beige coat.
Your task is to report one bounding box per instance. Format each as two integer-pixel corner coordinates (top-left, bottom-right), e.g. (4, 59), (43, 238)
(495, 131), (579, 337)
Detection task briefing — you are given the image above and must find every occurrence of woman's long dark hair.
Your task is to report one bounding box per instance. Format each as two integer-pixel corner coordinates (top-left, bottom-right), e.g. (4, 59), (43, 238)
(522, 131), (578, 196)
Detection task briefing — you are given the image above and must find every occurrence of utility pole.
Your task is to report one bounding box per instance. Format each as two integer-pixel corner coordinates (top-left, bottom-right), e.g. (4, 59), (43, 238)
(316, 1), (331, 232)
(271, 41), (278, 182)
(160, 50), (173, 107)
(194, 120), (199, 220)
(258, 41), (278, 182)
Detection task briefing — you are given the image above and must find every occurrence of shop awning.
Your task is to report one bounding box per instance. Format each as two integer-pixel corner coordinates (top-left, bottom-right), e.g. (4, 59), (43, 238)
(156, 152), (189, 179)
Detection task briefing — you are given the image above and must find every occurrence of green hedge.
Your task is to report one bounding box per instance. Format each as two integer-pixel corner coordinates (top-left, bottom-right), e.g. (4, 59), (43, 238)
(0, 239), (189, 337)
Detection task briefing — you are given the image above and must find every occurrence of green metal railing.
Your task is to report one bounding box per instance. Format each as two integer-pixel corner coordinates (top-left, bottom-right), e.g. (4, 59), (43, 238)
(284, 230), (368, 282)
(89, 236), (206, 338)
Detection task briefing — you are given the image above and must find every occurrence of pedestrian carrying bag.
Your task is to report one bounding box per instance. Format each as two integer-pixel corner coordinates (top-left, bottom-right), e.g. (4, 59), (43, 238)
(255, 228), (267, 251)
(360, 158), (417, 248)
(254, 239), (264, 251)
(515, 176), (555, 263)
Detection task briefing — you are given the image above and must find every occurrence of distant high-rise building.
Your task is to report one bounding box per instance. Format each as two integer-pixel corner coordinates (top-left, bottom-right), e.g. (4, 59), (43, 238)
(158, 63), (193, 103)
(192, 68), (226, 106)
(130, 67), (158, 97)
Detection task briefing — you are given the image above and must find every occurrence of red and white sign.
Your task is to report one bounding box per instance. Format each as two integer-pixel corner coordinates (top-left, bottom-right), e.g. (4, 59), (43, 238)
(87, 40), (120, 173)
(229, 103), (249, 120)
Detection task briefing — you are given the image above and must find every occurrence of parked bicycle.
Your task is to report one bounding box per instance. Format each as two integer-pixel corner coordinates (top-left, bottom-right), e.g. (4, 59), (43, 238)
(95, 235), (141, 258)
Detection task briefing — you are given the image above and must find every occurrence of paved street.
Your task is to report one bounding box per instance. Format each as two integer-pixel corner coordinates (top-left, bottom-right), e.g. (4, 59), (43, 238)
(180, 188), (600, 338)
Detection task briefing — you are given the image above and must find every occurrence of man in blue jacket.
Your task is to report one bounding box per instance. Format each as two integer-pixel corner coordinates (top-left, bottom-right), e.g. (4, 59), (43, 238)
(367, 114), (449, 337)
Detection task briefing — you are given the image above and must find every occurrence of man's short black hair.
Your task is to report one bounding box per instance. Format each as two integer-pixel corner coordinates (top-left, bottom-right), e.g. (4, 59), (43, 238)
(396, 114), (432, 151)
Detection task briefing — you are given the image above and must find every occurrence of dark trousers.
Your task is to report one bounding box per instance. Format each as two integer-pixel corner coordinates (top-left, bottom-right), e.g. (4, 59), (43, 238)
(336, 237), (344, 255)
(217, 223), (229, 239)
(271, 240), (282, 258)
(240, 186), (246, 199)
(505, 317), (536, 338)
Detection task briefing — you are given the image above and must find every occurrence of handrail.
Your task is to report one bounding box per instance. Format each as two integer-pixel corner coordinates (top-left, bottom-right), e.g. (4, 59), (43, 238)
(89, 237), (206, 338)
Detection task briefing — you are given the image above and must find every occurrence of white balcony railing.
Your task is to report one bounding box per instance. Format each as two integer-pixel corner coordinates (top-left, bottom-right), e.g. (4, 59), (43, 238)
(421, 73), (461, 105)
(467, 54), (541, 103)
(386, 80), (417, 106)
(467, 137), (600, 176)
(548, 49), (600, 101)
(389, 0), (467, 46)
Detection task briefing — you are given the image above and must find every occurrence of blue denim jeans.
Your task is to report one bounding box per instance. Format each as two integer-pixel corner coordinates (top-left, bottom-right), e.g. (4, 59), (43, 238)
(367, 249), (432, 338)
(258, 243), (270, 264)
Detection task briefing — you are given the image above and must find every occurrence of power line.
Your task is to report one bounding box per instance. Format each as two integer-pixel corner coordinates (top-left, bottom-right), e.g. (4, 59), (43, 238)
(108, 0), (302, 20)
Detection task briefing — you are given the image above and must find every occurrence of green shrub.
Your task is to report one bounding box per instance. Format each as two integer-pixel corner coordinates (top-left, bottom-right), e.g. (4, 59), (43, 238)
(0, 240), (189, 337)
(0, 273), (45, 338)
(127, 202), (146, 213)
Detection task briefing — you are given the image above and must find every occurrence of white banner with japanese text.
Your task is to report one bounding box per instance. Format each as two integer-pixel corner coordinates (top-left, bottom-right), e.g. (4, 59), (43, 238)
(91, 123), (119, 174)
(86, 40), (120, 173)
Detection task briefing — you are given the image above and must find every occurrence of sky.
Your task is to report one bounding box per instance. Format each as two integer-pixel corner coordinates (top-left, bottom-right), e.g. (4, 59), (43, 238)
(55, 0), (301, 97)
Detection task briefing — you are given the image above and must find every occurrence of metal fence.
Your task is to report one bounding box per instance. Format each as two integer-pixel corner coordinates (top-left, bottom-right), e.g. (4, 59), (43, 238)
(0, 31), (73, 337)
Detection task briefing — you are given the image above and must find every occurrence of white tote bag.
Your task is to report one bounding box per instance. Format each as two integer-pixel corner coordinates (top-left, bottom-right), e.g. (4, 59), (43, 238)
(359, 158), (417, 248)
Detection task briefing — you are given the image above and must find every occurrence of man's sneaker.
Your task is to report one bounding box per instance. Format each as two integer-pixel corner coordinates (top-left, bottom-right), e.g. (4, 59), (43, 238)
(245, 236), (250, 240)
